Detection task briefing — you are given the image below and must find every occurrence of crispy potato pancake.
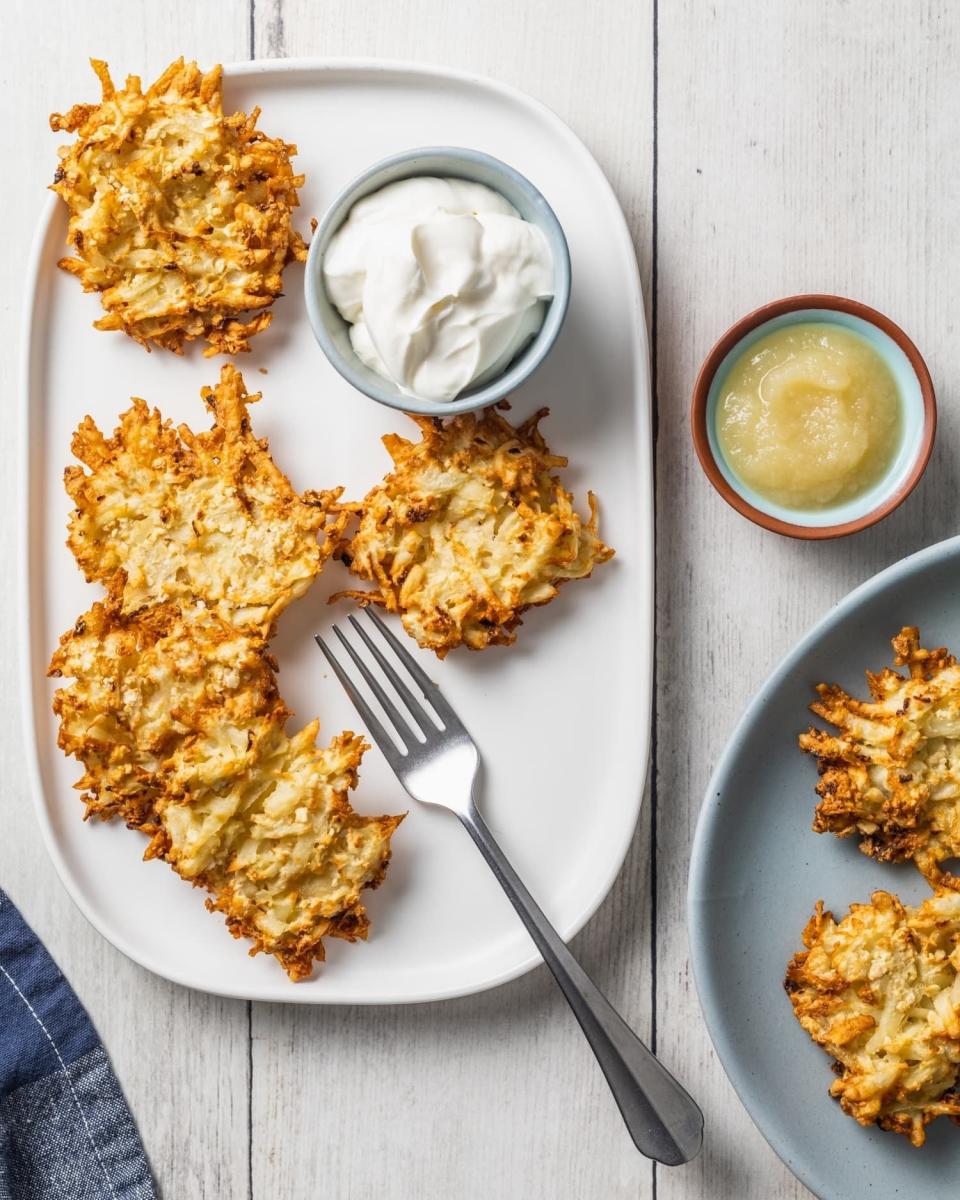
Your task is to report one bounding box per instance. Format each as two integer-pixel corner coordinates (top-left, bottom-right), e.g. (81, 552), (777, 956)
(50, 58), (306, 355)
(785, 890), (960, 1146)
(52, 369), (402, 979)
(800, 627), (960, 888)
(66, 363), (344, 634)
(334, 407), (614, 656)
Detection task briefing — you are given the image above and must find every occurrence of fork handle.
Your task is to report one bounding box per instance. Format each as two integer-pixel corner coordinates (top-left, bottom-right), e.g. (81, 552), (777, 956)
(460, 804), (703, 1166)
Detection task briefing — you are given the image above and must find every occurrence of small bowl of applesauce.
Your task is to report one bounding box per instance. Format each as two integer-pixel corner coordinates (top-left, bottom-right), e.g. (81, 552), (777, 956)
(691, 295), (937, 539)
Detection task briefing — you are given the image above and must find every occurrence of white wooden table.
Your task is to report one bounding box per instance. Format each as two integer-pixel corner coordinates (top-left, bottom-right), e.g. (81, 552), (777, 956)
(3, 3), (954, 1196)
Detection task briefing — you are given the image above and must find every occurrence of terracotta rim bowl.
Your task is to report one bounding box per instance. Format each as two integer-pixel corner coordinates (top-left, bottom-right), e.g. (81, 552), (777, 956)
(690, 294), (937, 540)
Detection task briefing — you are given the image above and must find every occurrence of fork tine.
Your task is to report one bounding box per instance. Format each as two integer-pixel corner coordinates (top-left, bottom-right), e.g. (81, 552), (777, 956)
(332, 625), (422, 748)
(363, 607), (462, 730)
(348, 613), (440, 734)
(314, 635), (406, 764)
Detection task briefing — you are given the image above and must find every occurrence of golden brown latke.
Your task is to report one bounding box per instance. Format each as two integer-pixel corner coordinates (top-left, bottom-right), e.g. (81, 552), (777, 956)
(50, 58), (306, 355)
(785, 890), (960, 1146)
(334, 407), (614, 656)
(66, 363), (344, 634)
(800, 627), (960, 889)
(50, 592), (400, 980)
(52, 370), (402, 980)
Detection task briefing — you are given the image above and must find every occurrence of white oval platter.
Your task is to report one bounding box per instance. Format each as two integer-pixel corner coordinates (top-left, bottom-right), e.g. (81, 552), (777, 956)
(20, 58), (652, 1004)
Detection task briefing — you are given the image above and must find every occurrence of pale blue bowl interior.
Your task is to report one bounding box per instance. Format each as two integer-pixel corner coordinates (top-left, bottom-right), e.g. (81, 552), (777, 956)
(304, 147), (571, 417)
(706, 309), (926, 528)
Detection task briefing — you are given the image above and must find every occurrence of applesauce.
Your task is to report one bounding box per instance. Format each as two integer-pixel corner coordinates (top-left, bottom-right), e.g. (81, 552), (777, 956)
(715, 323), (902, 510)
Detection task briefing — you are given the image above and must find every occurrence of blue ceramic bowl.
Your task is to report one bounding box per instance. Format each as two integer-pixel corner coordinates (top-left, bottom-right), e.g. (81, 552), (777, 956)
(304, 147), (571, 417)
(691, 295), (937, 539)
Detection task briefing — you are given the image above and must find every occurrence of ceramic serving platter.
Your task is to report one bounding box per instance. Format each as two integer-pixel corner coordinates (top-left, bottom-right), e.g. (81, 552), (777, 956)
(689, 536), (960, 1198)
(20, 59), (652, 1004)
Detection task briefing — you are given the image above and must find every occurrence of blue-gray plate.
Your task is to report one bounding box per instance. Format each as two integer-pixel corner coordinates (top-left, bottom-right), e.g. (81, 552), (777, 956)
(689, 535), (960, 1199)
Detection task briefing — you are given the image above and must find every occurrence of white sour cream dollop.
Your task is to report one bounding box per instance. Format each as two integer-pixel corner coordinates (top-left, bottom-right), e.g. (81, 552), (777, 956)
(323, 176), (554, 403)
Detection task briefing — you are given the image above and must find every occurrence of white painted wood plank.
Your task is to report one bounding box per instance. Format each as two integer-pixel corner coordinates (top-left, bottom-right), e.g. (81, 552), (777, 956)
(1, 7), (252, 1198)
(655, 3), (960, 1197)
(251, 3), (656, 1198)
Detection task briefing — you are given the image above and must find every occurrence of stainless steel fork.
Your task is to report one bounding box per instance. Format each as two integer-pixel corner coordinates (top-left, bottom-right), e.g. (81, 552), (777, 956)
(315, 607), (703, 1166)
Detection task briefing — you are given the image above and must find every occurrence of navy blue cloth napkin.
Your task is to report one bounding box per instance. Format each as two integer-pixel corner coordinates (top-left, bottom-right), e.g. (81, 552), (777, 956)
(0, 890), (156, 1200)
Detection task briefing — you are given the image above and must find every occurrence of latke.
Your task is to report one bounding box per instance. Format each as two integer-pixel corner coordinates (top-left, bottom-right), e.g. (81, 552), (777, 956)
(65, 363), (344, 634)
(334, 407), (614, 656)
(785, 889), (960, 1146)
(800, 627), (960, 888)
(50, 58), (306, 355)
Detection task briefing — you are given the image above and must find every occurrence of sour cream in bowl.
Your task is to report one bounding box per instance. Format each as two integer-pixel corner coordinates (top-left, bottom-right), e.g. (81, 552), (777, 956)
(305, 148), (571, 416)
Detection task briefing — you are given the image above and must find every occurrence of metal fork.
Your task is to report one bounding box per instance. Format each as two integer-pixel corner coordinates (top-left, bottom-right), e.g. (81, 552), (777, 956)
(315, 607), (703, 1166)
